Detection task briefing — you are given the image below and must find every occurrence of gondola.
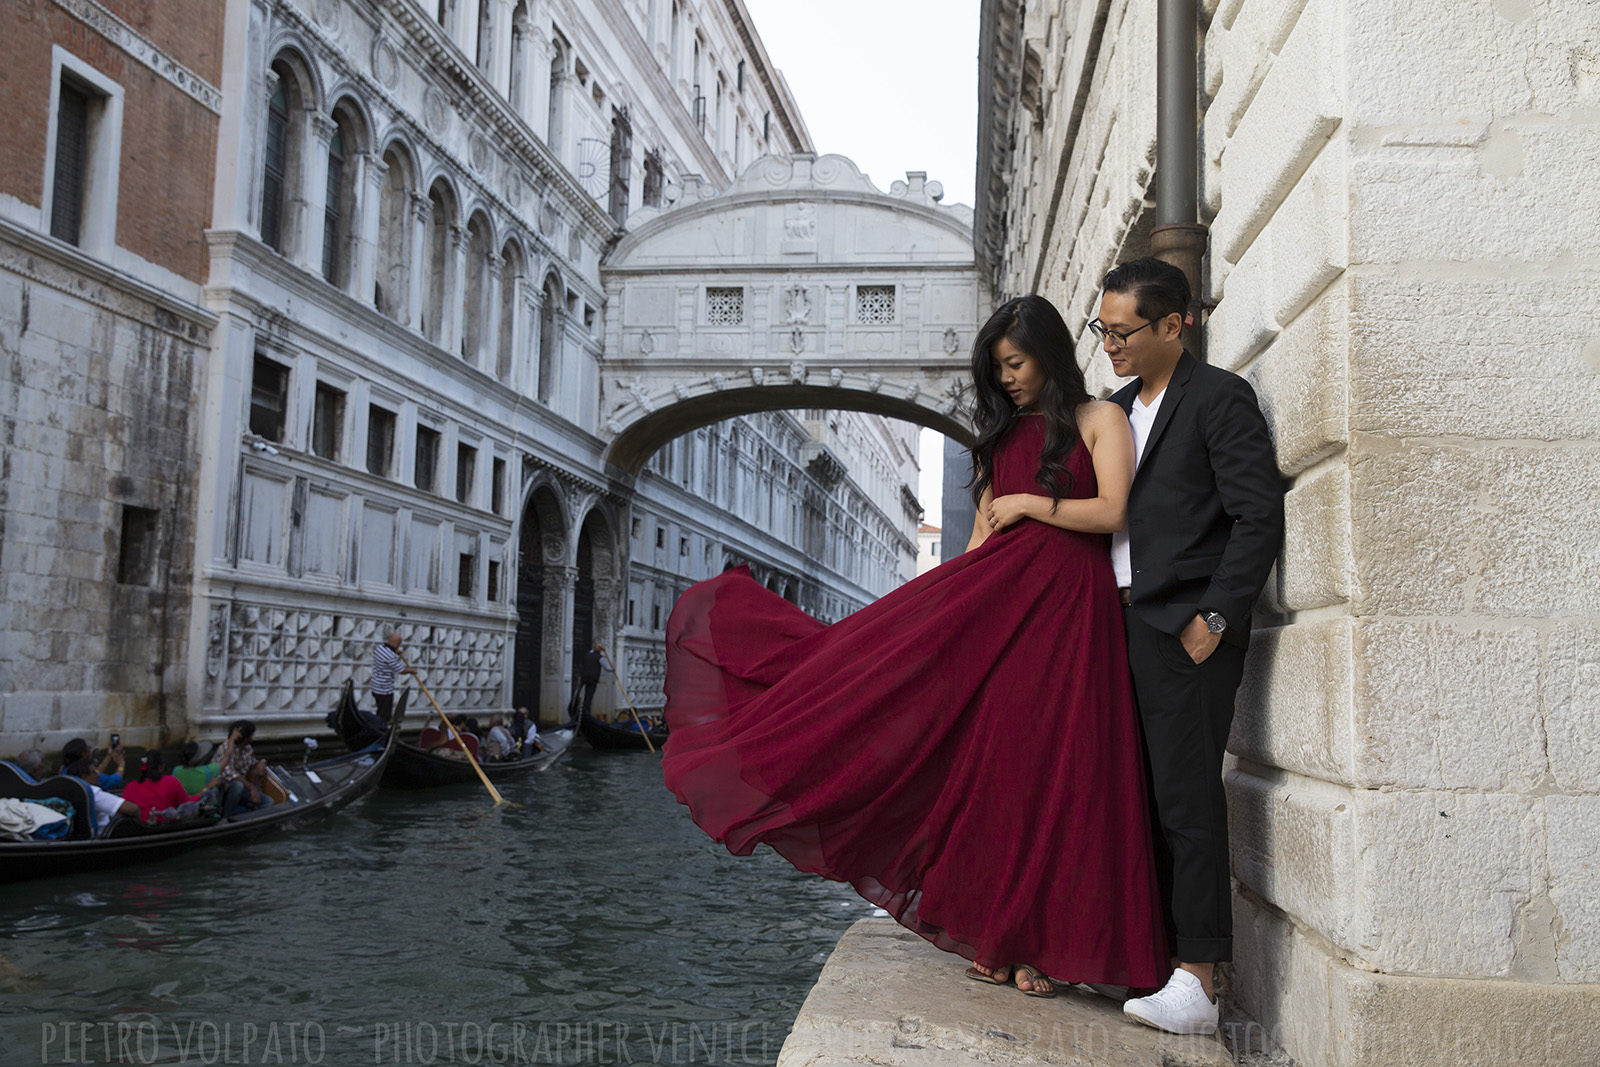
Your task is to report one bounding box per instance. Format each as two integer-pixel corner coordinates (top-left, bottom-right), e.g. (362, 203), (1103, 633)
(0, 681), (396, 883)
(575, 708), (668, 751)
(370, 697), (573, 788)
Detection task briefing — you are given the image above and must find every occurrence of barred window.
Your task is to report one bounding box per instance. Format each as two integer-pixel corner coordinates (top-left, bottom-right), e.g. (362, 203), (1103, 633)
(706, 287), (743, 326)
(261, 80), (289, 252)
(856, 285), (895, 324)
(50, 82), (89, 245)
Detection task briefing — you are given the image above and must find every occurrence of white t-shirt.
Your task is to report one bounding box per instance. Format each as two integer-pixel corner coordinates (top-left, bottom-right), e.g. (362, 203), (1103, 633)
(87, 783), (125, 836)
(1112, 389), (1166, 588)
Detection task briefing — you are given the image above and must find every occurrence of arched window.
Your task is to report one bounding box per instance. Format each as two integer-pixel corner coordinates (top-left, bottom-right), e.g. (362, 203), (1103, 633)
(423, 181), (455, 344)
(375, 144), (412, 319)
(462, 213), (491, 361)
(510, 2), (530, 117)
(498, 241), (522, 382)
(538, 275), (560, 404)
(547, 37), (567, 161)
(261, 69), (294, 251)
(321, 123), (347, 283)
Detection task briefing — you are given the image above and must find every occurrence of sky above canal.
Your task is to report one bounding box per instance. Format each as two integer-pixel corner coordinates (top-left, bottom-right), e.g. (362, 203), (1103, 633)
(743, 0), (980, 518)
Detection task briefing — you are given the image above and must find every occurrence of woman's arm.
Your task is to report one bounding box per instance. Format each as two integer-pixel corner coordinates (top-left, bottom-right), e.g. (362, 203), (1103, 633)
(965, 485), (995, 553)
(986, 402), (1134, 534)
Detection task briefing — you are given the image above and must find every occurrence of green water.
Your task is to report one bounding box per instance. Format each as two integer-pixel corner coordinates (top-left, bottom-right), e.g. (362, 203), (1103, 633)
(0, 748), (875, 1065)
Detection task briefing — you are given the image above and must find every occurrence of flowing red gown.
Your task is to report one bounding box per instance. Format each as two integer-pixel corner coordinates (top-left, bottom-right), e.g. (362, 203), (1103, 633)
(661, 414), (1169, 986)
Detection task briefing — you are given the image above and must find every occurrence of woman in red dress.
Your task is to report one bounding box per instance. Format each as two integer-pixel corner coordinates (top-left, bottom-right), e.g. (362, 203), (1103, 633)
(662, 295), (1168, 995)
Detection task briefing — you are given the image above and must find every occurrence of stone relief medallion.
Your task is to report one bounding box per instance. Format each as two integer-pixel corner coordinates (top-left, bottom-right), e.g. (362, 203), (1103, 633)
(505, 166), (524, 206)
(943, 327), (960, 354)
(539, 201), (557, 236)
(710, 335), (733, 354)
(423, 88), (450, 135)
(313, 0), (341, 34)
(469, 133), (491, 174)
(789, 326), (805, 354)
(568, 231), (582, 261)
(638, 329), (654, 355)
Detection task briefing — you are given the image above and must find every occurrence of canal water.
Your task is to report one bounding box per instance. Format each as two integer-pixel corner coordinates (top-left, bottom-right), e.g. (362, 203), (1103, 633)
(0, 748), (876, 1066)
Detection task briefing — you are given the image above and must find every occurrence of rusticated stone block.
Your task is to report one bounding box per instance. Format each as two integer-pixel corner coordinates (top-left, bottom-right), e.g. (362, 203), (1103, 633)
(1233, 619), (1355, 785)
(1278, 463), (1351, 613)
(1213, 0), (1342, 262)
(1232, 891), (1600, 1067)
(1352, 619), (1548, 791)
(1244, 280), (1349, 478)
(1542, 624), (1600, 794)
(1345, 0), (1600, 124)
(1350, 438), (1600, 618)
(1545, 796), (1600, 983)
(1346, 270), (1600, 443)
(1231, 769), (1546, 977)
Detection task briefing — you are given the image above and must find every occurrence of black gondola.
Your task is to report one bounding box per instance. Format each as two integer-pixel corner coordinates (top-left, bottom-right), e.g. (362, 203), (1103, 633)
(575, 708), (668, 751)
(0, 681), (396, 883)
(347, 687), (572, 790)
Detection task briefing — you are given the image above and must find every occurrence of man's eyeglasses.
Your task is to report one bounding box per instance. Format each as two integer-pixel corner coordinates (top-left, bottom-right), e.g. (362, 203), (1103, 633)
(1086, 318), (1155, 350)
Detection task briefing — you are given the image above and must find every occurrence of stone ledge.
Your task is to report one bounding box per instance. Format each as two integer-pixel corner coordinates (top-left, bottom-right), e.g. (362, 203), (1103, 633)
(778, 918), (1232, 1066)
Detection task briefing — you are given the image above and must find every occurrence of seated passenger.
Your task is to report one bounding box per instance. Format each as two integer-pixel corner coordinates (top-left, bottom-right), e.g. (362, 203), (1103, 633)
(122, 752), (205, 822)
(511, 708), (542, 754)
(65, 756), (138, 836)
(216, 720), (273, 819)
(60, 737), (126, 790)
(484, 716), (515, 762)
(11, 748), (46, 782)
(171, 741), (220, 794)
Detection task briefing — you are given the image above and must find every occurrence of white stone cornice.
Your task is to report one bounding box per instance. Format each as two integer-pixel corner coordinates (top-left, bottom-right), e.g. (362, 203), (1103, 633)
(50, 0), (224, 113)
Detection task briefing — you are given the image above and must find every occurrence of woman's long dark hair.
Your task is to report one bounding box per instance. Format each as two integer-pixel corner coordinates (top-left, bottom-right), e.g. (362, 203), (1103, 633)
(138, 750), (165, 782)
(968, 295), (1091, 507)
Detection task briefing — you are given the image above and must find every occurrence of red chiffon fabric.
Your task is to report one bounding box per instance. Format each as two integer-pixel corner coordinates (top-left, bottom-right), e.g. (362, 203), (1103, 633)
(662, 415), (1168, 986)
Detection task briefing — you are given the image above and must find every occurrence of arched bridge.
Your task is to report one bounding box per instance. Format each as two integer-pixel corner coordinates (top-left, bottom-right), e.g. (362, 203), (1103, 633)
(599, 154), (989, 473)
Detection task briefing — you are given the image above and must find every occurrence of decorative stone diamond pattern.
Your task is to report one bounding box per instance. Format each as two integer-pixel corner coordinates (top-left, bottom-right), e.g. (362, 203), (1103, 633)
(624, 643), (667, 710)
(210, 603), (506, 715)
(855, 285), (895, 324)
(705, 287), (744, 326)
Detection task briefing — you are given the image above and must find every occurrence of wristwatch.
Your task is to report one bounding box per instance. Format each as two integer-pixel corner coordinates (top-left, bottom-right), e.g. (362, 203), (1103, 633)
(1202, 611), (1228, 635)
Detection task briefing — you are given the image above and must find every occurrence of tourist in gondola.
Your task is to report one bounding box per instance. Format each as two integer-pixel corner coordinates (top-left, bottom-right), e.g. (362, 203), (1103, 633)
(662, 294), (1169, 996)
(65, 755), (138, 835)
(60, 737), (125, 790)
(11, 748), (46, 782)
(484, 716), (516, 761)
(171, 741), (220, 794)
(215, 720), (272, 819)
(121, 751), (206, 823)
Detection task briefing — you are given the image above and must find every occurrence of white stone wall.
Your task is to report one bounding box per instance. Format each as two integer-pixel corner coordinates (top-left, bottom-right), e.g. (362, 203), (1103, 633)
(981, 0), (1600, 1062)
(179, 0), (920, 734)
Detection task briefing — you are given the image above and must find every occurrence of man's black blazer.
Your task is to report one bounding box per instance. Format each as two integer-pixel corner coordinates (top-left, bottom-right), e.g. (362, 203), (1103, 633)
(1110, 351), (1284, 647)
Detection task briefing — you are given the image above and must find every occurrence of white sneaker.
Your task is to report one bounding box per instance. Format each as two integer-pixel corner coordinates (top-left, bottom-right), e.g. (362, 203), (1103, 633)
(1122, 968), (1219, 1035)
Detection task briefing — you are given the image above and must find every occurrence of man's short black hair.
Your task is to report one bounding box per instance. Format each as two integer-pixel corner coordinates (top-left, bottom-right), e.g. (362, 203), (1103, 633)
(1103, 257), (1191, 325)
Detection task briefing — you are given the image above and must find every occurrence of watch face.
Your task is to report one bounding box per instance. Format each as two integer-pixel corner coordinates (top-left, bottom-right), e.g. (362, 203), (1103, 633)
(1205, 613), (1226, 634)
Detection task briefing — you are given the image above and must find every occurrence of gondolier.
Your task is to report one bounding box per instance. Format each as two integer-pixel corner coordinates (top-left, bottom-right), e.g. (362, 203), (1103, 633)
(564, 643), (609, 725)
(371, 630), (414, 724)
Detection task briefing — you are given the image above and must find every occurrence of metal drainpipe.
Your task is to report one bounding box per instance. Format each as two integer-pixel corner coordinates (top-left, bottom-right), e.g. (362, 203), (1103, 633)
(1151, 0), (1209, 357)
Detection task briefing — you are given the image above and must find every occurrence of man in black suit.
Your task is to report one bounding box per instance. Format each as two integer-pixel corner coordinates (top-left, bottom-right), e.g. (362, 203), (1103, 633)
(1094, 258), (1284, 1035)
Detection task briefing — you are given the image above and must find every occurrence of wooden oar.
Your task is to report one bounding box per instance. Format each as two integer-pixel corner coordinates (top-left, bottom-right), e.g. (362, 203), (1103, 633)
(604, 659), (657, 754)
(400, 654), (506, 805)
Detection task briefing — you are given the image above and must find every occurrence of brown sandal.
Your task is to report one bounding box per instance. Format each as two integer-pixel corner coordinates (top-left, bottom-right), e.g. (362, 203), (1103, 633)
(965, 964), (1011, 985)
(1013, 964), (1057, 998)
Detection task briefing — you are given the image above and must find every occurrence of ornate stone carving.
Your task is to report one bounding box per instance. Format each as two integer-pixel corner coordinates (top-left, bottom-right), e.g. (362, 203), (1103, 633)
(789, 326), (805, 354)
(372, 32), (400, 88)
(784, 203), (817, 242)
(785, 285), (811, 325)
(789, 361), (807, 384)
(829, 368), (843, 386)
(639, 329), (654, 355)
(943, 327), (960, 354)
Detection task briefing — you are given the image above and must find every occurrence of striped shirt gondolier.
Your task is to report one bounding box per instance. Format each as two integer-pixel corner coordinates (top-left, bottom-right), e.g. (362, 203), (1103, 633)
(371, 643), (401, 696)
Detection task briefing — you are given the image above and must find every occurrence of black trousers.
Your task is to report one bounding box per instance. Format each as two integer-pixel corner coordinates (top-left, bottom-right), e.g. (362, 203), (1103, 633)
(566, 677), (598, 717)
(373, 692), (394, 724)
(1123, 609), (1246, 964)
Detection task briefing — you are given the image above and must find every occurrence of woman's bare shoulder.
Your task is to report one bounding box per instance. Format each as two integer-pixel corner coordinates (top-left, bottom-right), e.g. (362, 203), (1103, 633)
(1077, 399), (1130, 434)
